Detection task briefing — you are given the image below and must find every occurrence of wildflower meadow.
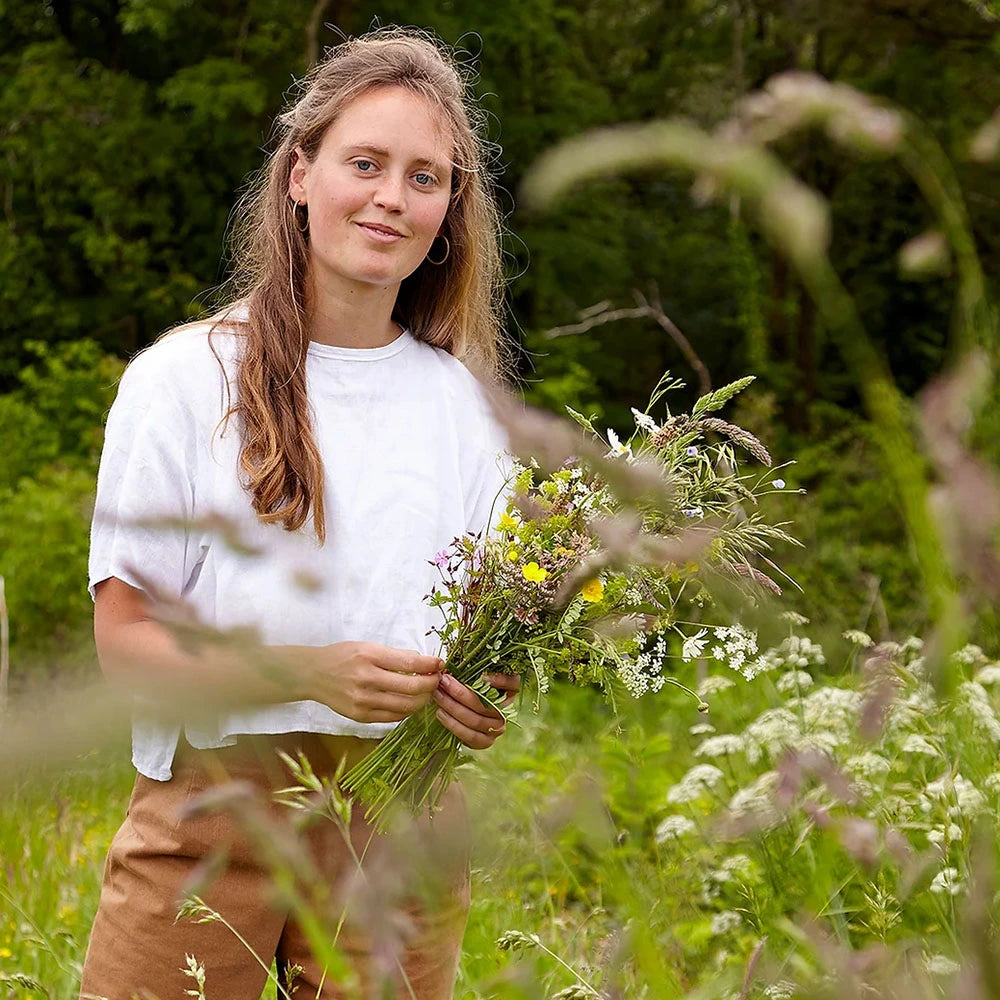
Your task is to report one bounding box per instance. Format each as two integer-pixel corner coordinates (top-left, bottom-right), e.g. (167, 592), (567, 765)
(5, 5), (1000, 1000)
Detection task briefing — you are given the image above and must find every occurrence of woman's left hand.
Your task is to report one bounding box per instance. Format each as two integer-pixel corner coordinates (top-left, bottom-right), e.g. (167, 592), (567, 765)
(433, 672), (520, 750)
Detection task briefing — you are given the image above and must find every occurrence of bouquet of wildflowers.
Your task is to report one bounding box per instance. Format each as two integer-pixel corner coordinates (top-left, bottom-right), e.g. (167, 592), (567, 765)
(342, 373), (796, 825)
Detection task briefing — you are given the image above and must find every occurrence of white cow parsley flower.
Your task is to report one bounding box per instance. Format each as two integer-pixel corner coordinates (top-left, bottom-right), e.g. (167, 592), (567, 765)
(695, 734), (745, 759)
(697, 674), (736, 698)
(630, 407), (659, 433)
(710, 910), (743, 936)
(655, 814), (697, 842)
(929, 867), (964, 896)
(842, 629), (874, 647)
(666, 763), (726, 804)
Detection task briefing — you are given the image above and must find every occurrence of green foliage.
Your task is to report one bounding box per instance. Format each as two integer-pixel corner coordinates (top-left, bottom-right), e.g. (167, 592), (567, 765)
(4, 0), (997, 413)
(0, 340), (122, 650)
(0, 465), (97, 650)
(759, 401), (924, 637)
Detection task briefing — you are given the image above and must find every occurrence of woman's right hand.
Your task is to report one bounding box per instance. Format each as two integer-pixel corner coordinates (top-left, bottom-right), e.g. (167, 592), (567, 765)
(301, 641), (444, 723)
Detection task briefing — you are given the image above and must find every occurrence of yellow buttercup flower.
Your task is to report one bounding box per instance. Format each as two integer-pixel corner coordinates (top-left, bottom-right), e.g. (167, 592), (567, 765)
(506, 546), (520, 562)
(581, 578), (604, 602)
(521, 561), (549, 583)
(497, 512), (520, 533)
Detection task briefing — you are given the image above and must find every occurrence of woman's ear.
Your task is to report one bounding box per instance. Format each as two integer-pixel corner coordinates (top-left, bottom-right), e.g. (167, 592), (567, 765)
(287, 145), (309, 203)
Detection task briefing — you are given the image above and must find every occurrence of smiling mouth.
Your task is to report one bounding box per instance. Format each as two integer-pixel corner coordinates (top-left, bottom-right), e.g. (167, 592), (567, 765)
(356, 222), (405, 239)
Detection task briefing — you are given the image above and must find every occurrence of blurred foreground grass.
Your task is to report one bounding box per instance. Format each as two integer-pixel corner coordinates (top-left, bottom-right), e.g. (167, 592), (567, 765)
(4, 625), (997, 998)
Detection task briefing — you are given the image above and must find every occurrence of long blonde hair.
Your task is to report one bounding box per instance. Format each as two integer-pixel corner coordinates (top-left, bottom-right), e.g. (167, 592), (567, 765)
(203, 28), (509, 542)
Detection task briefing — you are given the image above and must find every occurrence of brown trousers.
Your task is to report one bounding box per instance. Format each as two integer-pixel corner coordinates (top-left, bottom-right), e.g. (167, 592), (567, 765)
(79, 733), (471, 1000)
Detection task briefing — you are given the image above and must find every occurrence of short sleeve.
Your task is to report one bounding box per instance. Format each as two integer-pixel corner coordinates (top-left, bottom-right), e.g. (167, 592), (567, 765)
(88, 351), (203, 601)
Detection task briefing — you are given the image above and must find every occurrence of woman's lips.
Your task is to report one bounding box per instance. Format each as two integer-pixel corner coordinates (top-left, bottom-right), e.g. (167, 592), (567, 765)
(356, 222), (404, 243)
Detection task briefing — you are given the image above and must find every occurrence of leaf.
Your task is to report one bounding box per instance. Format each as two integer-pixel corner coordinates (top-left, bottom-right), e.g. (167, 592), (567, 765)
(557, 593), (586, 641)
(468, 676), (520, 727)
(565, 405), (598, 435)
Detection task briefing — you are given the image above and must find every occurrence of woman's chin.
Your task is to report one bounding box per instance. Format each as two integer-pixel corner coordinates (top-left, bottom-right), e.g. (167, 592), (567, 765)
(317, 249), (425, 288)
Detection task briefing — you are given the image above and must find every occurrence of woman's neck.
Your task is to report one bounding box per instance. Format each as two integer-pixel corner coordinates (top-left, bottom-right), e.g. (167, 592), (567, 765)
(306, 272), (403, 348)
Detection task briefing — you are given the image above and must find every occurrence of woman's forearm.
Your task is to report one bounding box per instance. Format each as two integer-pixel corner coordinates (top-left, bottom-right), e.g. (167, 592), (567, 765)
(96, 616), (315, 711)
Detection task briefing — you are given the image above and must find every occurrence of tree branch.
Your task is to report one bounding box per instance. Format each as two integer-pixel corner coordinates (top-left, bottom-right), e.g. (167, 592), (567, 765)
(542, 288), (713, 395)
(305, 0), (334, 69)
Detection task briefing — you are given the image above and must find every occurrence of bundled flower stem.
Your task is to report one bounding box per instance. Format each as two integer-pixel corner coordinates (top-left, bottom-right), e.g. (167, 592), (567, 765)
(342, 372), (797, 828)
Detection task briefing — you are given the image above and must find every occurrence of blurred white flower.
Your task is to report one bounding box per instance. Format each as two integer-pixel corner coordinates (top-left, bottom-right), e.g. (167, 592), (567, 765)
(842, 629), (874, 647)
(728, 771), (779, 823)
(924, 774), (987, 820)
(695, 734), (745, 759)
(959, 681), (1000, 742)
(929, 867), (964, 896)
(952, 644), (987, 668)
(710, 910), (743, 936)
(698, 675), (736, 698)
(776, 670), (813, 694)
(886, 685), (938, 736)
(655, 814), (697, 842)
(799, 685), (861, 731)
(743, 707), (800, 764)
(845, 752), (891, 780)
(975, 664), (1000, 686)
(550, 985), (601, 1000)
(952, 775), (987, 818)
(924, 954), (960, 977)
(689, 722), (716, 736)
(701, 854), (756, 903)
(763, 983), (795, 1000)
(901, 734), (939, 757)
(983, 772), (1000, 794)
(780, 611), (810, 625)
(926, 824), (962, 847)
(772, 478), (786, 490)
(667, 763), (726, 804)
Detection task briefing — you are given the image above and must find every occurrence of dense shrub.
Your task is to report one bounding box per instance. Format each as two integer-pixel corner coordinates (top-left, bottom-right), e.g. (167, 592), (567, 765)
(0, 340), (122, 651)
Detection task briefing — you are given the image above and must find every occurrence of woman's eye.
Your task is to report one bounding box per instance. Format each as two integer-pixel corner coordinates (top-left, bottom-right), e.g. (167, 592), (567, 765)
(414, 172), (436, 187)
(354, 159), (376, 172)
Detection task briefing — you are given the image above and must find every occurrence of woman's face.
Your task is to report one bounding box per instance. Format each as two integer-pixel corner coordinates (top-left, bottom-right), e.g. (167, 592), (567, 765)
(288, 86), (454, 295)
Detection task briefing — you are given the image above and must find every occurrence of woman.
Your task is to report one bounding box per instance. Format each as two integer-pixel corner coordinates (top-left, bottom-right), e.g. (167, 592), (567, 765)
(80, 27), (518, 1000)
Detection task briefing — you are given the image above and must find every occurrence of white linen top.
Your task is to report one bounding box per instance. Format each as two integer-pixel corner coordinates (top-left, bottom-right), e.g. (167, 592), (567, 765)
(89, 319), (511, 780)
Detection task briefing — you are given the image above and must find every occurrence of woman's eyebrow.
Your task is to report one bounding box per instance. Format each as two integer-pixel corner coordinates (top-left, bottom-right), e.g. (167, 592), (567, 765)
(344, 143), (449, 172)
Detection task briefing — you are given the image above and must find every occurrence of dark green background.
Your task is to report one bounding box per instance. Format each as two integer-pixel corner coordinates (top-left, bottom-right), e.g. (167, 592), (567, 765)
(3, 0), (999, 649)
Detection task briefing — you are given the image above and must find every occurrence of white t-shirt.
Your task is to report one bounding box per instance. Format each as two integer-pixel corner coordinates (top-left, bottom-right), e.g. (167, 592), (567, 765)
(89, 318), (511, 780)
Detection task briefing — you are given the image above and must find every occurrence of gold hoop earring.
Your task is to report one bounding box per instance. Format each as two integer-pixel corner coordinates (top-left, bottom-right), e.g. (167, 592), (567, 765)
(426, 235), (450, 265)
(292, 199), (309, 233)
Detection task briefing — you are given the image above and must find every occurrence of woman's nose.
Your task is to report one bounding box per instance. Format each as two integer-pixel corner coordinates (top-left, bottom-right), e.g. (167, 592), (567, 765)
(373, 173), (406, 212)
